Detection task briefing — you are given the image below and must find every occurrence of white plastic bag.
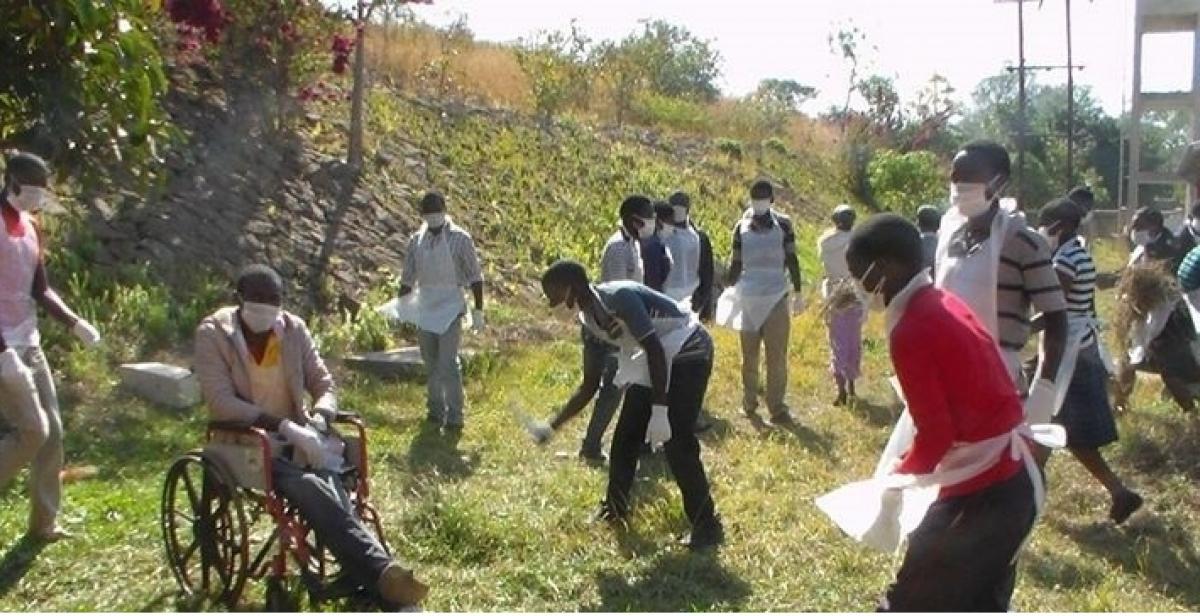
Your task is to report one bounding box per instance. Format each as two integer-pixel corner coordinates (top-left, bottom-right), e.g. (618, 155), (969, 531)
(377, 292), (422, 326)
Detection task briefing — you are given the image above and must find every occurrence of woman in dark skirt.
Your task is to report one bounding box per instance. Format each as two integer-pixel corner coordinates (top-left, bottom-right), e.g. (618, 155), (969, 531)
(1040, 199), (1144, 524)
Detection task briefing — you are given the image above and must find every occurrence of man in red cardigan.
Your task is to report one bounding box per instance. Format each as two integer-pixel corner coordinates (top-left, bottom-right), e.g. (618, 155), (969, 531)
(847, 214), (1038, 611)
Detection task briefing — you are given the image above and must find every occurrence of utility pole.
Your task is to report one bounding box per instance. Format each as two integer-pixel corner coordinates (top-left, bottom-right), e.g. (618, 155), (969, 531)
(1018, 0), (1027, 206)
(1066, 0), (1075, 187)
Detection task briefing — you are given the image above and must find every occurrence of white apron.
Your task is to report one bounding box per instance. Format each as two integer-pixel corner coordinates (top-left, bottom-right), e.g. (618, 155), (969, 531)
(581, 299), (699, 390)
(816, 377), (1066, 554)
(935, 204), (1018, 383)
(415, 228), (466, 335)
(716, 217), (789, 332)
(0, 215), (41, 347)
(662, 226), (702, 303)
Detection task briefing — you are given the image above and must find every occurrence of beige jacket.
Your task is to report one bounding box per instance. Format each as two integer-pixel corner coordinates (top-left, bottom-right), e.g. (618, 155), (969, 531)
(193, 307), (336, 424)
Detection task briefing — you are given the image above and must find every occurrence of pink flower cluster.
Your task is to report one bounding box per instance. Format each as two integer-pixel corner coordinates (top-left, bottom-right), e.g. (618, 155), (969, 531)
(165, 0), (228, 43)
(298, 80), (345, 103)
(331, 34), (355, 74)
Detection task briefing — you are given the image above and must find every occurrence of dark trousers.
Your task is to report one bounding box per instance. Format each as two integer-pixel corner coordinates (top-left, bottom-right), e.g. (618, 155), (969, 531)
(881, 469), (1036, 612)
(581, 327), (621, 455)
(605, 352), (717, 529)
(274, 458), (392, 587)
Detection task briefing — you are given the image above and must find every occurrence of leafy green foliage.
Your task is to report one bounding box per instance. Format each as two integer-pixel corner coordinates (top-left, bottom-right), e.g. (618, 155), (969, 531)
(0, 0), (173, 180)
(514, 22), (593, 120)
(866, 149), (946, 216)
(629, 92), (712, 133)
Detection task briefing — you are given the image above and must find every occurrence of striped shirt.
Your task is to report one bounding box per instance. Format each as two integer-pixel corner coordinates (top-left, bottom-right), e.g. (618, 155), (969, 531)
(1052, 237), (1097, 348)
(599, 227), (644, 284)
(399, 218), (483, 288)
(995, 227), (1067, 351)
(1178, 245), (1200, 292)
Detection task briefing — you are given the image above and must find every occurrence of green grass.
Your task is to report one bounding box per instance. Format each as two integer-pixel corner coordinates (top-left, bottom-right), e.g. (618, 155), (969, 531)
(1, 258), (1198, 611)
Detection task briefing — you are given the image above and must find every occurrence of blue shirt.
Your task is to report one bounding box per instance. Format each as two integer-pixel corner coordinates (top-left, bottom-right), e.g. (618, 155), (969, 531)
(639, 235), (672, 292)
(583, 281), (709, 362)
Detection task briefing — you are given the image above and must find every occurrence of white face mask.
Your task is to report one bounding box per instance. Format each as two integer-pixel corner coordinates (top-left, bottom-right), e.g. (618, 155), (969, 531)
(657, 224), (675, 240)
(636, 216), (656, 239)
(240, 302), (281, 334)
(423, 212), (446, 229)
(10, 185), (48, 212)
(1131, 229), (1153, 247)
(672, 205), (688, 224)
(751, 199), (771, 215)
(949, 182), (992, 218)
(855, 262), (887, 312)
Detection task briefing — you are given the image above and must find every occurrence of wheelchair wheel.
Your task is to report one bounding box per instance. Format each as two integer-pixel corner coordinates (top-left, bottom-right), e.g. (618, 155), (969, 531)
(161, 452), (250, 609)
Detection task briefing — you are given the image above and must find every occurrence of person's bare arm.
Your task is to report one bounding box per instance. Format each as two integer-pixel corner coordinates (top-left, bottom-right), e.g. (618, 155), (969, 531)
(641, 334), (669, 405)
(549, 339), (604, 429)
(32, 262), (80, 328)
(1038, 310), (1068, 383)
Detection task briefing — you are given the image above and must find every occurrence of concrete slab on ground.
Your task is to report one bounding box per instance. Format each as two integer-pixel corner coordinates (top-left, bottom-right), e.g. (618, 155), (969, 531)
(119, 362), (201, 409)
(344, 346), (477, 379)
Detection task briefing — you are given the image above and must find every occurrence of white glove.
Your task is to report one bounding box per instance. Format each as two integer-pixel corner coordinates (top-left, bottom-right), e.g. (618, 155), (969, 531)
(0, 348), (33, 385)
(279, 419), (327, 466)
(644, 404), (672, 451)
(526, 419), (554, 444)
(1024, 378), (1057, 425)
(72, 320), (101, 348)
(791, 293), (806, 315)
(471, 308), (486, 333)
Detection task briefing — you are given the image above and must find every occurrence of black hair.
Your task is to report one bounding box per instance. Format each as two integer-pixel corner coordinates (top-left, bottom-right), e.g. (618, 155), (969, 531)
(668, 191), (690, 208)
(619, 195), (654, 219)
(1134, 207), (1164, 228)
(3, 151), (50, 187)
(961, 140), (1011, 177)
(1038, 197), (1082, 227)
(916, 205), (941, 232)
(847, 213), (924, 270)
(541, 259), (589, 291)
(750, 180), (773, 200)
(653, 200), (673, 219)
(235, 264), (283, 296)
(419, 191), (446, 212)
(1067, 185), (1094, 206)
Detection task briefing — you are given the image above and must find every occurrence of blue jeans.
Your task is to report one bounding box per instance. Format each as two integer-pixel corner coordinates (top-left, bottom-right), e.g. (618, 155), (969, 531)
(272, 458), (392, 588)
(418, 317), (464, 426)
(580, 326), (621, 456)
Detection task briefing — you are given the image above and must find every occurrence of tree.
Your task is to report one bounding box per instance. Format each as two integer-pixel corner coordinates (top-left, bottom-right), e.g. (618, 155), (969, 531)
(828, 23), (870, 129)
(754, 79), (817, 112)
(856, 75), (902, 136)
(515, 21), (593, 121)
(867, 149), (946, 216)
(0, 0), (172, 180)
(346, 0), (432, 171)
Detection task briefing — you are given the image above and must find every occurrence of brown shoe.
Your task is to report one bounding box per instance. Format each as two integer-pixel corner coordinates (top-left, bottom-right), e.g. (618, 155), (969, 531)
(378, 562), (429, 607)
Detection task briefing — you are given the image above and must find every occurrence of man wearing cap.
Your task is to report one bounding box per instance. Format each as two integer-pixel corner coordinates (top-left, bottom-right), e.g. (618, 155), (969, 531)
(818, 204), (864, 406)
(397, 191), (485, 432)
(716, 180), (805, 424)
(0, 151), (102, 541)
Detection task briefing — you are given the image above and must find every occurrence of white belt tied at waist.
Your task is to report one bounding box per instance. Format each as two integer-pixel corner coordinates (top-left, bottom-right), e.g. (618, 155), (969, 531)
(816, 421), (1065, 554)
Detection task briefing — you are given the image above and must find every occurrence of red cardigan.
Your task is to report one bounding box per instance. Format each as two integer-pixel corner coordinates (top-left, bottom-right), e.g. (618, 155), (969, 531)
(891, 285), (1023, 499)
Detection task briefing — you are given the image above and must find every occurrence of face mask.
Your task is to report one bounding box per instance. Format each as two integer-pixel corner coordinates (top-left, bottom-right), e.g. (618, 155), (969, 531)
(672, 206), (688, 224)
(855, 262), (887, 312)
(949, 182), (991, 218)
(657, 225), (674, 240)
(751, 199), (771, 215)
(240, 302), (281, 334)
(636, 216), (656, 240)
(10, 185), (48, 212)
(1038, 225), (1060, 251)
(1131, 229), (1153, 247)
(423, 212), (446, 229)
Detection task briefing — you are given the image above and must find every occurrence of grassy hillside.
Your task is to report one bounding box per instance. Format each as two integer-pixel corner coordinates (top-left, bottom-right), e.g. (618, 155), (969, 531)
(0, 240), (1197, 612)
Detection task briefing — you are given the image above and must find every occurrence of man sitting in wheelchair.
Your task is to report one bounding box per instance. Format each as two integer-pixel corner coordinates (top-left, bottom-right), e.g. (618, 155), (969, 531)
(193, 264), (428, 608)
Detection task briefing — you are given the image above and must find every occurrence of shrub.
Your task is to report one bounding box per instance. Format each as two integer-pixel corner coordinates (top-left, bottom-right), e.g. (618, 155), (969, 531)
(763, 137), (789, 155)
(715, 138), (743, 159)
(866, 148), (947, 217)
(630, 93), (711, 134)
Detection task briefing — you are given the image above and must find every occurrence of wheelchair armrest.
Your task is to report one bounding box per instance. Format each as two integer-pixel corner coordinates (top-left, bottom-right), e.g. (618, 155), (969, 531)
(207, 420), (259, 433)
(331, 411), (363, 425)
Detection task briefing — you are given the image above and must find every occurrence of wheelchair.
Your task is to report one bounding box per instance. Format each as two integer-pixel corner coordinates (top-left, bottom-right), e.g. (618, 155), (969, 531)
(159, 413), (389, 610)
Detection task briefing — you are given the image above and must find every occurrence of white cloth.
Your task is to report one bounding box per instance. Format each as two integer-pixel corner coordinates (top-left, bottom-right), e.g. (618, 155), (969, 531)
(662, 225), (702, 302)
(935, 204), (1016, 343)
(0, 212), (41, 347)
(817, 228), (852, 299)
(581, 300), (700, 390)
(817, 377), (1066, 554)
(716, 219), (789, 332)
(414, 225), (467, 335)
(1128, 299), (1177, 365)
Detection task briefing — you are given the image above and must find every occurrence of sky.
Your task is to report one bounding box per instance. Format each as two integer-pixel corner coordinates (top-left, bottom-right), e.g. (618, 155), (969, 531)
(406, 0), (1198, 117)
